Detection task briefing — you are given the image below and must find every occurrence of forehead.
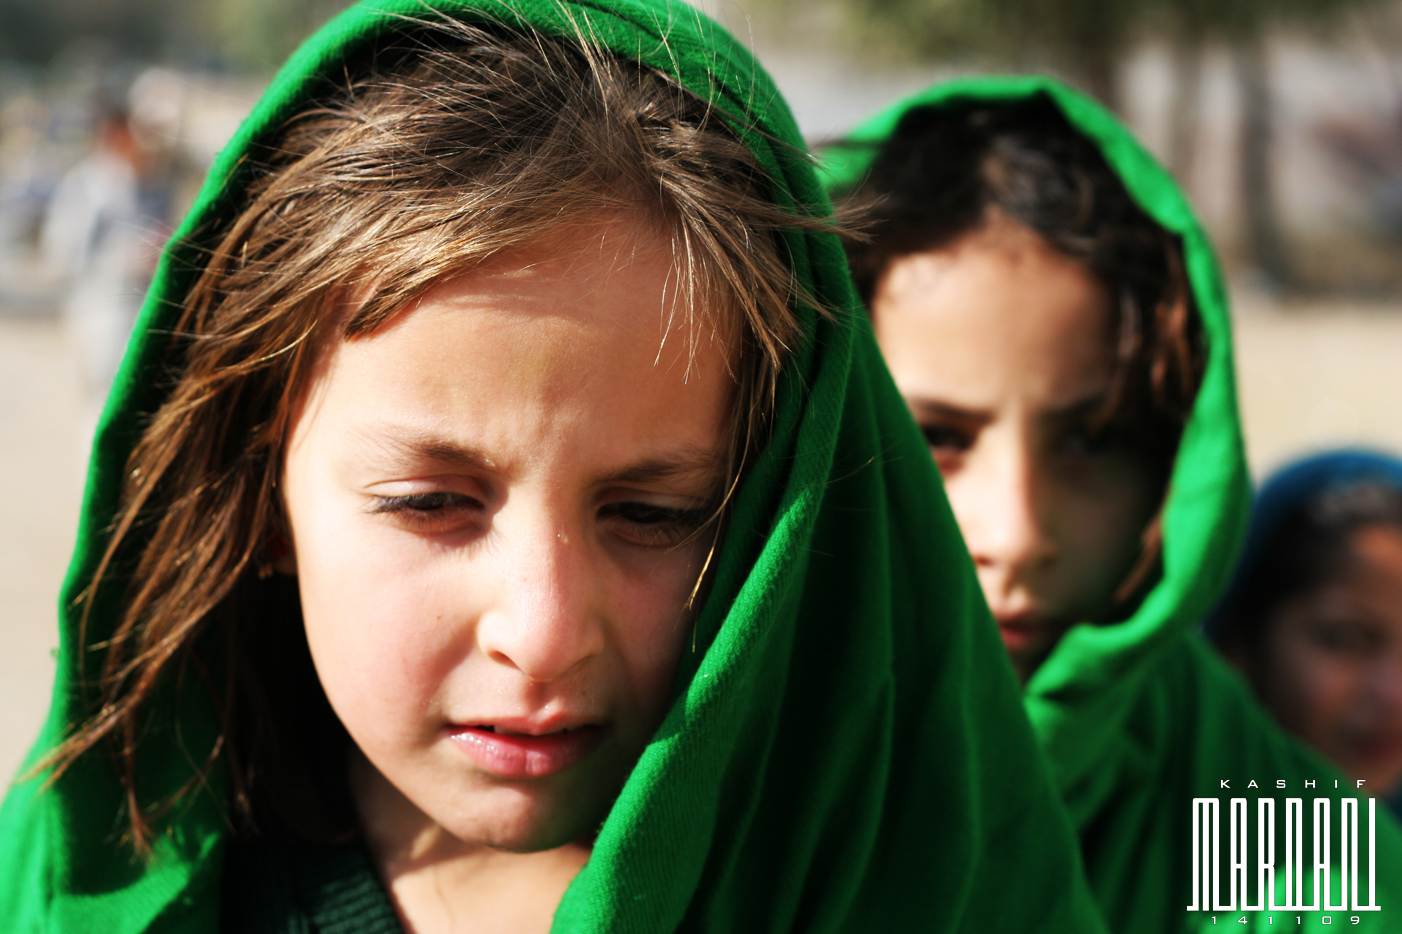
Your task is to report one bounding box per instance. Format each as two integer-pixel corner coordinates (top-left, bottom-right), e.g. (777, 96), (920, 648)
(1282, 525), (1402, 631)
(1342, 526), (1402, 594)
(294, 214), (736, 469)
(872, 214), (1116, 410)
(344, 206), (738, 359)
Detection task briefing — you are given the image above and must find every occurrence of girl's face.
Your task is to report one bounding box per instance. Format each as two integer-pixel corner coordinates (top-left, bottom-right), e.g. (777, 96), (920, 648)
(872, 212), (1164, 681)
(282, 216), (732, 854)
(1257, 525), (1402, 793)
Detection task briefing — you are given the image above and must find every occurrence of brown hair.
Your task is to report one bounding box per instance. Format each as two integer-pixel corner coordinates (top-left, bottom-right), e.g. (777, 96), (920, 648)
(831, 93), (1205, 602)
(44, 16), (829, 854)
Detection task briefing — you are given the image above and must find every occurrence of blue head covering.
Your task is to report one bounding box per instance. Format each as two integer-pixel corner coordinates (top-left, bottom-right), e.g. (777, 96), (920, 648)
(1208, 448), (1402, 639)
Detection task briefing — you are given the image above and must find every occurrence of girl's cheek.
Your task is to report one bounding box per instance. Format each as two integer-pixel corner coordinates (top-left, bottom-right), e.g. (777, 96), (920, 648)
(613, 544), (709, 701)
(299, 532), (463, 722)
(1265, 620), (1355, 745)
(1085, 460), (1161, 543)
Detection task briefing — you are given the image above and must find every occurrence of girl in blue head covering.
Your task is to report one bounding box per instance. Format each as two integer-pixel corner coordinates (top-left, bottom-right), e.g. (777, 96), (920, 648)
(1212, 449), (1402, 803)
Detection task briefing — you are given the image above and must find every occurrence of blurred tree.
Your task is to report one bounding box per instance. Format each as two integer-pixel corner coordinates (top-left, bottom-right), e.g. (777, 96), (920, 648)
(200, 0), (348, 74)
(1152, 0), (1391, 287)
(0, 0), (177, 66)
(759, 0), (1392, 286)
(0, 0), (343, 73)
(771, 0), (1143, 110)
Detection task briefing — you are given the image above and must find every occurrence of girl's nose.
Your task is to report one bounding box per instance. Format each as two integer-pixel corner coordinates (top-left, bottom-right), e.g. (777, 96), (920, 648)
(475, 510), (607, 683)
(956, 431), (1058, 580)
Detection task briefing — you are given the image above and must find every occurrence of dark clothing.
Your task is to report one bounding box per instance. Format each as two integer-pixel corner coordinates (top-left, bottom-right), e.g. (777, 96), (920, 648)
(222, 835), (403, 934)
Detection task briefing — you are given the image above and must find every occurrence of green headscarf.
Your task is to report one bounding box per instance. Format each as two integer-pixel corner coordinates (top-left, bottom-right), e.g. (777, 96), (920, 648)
(0, 8), (1105, 933)
(820, 75), (1402, 934)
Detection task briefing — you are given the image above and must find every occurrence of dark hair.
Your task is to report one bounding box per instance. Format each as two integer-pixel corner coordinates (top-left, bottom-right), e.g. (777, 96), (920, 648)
(833, 94), (1203, 472)
(1213, 480), (1402, 657)
(43, 17), (833, 856)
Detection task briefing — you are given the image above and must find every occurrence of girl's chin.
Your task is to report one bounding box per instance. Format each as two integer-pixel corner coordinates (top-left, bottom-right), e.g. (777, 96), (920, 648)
(421, 770), (621, 854)
(1338, 745), (1402, 795)
(352, 747), (611, 856)
(441, 800), (606, 854)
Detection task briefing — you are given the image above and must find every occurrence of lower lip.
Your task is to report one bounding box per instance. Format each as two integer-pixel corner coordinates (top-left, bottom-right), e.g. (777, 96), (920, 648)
(448, 725), (607, 780)
(996, 620), (1046, 652)
(1350, 736), (1402, 765)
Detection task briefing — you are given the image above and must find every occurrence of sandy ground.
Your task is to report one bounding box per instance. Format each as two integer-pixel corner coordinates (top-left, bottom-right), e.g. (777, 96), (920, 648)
(1234, 294), (1402, 472)
(0, 295), (1399, 784)
(0, 317), (86, 783)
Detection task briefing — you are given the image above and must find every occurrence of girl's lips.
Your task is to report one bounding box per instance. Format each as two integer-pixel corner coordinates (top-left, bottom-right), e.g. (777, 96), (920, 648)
(994, 613), (1051, 652)
(1346, 732), (1402, 766)
(448, 724), (607, 780)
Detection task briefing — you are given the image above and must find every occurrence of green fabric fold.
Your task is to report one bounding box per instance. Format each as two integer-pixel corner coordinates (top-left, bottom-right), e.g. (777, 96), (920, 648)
(0, 6), (1104, 933)
(819, 74), (1402, 934)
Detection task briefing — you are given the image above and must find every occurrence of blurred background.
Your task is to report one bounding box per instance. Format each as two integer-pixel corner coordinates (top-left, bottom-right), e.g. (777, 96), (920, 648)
(2, 0), (1401, 779)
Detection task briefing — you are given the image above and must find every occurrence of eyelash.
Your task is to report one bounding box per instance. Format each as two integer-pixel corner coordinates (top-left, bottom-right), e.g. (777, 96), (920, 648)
(921, 423), (974, 453)
(370, 492), (482, 528)
(370, 493), (712, 547)
(918, 420), (1145, 479)
(1059, 422), (1137, 457)
(600, 502), (712, 548)
(1309, 619), (1382, 656)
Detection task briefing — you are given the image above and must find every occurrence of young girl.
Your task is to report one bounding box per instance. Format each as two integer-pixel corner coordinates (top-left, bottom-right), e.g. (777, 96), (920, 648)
(821, 79), (1402, 932)
(1213, 449), (1402, 805)
(0, 6), (1105, 933)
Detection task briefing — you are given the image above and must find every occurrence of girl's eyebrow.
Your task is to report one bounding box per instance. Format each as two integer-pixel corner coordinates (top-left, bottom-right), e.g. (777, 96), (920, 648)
(905, 397), (992, 425)
(598, 449), (727, 488)
(357, 428), (498, 472)
(357, 427), (723, 487)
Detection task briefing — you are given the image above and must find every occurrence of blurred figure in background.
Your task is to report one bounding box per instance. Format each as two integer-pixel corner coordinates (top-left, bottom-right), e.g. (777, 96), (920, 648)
(42, 106), (146, 396)
(40, 82), (174, 406)
(1211, 449), (1402, 807)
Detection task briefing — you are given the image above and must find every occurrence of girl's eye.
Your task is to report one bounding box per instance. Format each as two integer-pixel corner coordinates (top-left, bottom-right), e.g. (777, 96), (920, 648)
(1309, 619), (1383, 657)
(370, 492), (482, 529)
(919, 422), (974, 476)
(600, 501), (710, 549)
(920, 422), (973, 453)
(1059, 422), (1130, 457)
